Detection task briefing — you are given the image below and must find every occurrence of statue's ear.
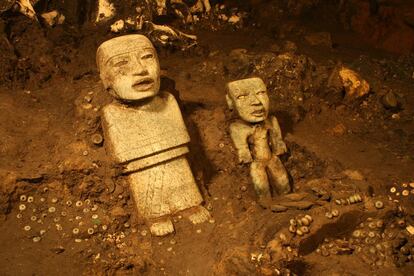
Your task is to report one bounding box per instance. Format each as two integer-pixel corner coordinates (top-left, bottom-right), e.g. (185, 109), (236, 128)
(226, 94), (234, 110)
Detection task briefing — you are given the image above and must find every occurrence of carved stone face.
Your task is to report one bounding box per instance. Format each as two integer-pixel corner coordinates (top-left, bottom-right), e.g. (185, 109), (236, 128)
(97, 35), (160, 101)
(226, 77), (270, 123)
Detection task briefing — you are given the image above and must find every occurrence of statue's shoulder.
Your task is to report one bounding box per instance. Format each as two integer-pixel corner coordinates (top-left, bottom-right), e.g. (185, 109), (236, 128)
(159, 91), (178, 104)
(102, 102), (123, 117)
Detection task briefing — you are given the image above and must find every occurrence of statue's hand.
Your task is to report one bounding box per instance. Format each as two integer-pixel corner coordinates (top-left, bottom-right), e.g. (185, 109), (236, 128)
(273, 141), (288, 156)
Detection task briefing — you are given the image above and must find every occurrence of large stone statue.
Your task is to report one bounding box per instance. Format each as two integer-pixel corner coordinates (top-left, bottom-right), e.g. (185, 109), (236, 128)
(226, 77), (291, 207)
(96, 34), (210, 236)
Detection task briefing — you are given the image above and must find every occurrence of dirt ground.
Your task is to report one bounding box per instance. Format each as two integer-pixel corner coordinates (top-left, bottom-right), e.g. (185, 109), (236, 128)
(1, 1), (414, 275)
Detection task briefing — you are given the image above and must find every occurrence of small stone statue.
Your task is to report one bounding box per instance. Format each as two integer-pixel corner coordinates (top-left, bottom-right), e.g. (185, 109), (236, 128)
(226, 77), (291, 207)
(96, 34), (210, 236)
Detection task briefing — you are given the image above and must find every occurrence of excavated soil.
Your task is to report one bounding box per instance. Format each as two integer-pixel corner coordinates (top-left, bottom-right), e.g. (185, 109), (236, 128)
(1, 7), (414, 276)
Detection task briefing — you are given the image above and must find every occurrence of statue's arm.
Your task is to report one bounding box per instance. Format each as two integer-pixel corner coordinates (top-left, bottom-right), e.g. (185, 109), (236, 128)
(269, 116), (287, 156)
(229, 122), (253, 164)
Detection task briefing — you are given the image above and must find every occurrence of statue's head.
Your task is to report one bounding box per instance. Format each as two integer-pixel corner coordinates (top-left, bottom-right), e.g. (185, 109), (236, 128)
(226, 77), (269, 123)
(96, 35), (160, 102)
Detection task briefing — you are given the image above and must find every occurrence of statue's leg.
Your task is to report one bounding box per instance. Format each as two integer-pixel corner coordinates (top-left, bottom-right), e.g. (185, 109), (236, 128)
(250, 161), (272, 207)
(267, 156), (290, 195)
(127, 156), (208, 235)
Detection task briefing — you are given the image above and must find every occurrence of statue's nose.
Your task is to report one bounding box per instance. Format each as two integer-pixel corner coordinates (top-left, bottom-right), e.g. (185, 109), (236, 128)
(250, 94), (261, 105)
(132, 58), (148, 76)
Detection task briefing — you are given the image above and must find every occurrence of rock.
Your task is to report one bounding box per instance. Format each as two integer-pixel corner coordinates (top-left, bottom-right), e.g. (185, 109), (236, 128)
(339, 67), (370, 98)
(270, 204), (288, 213)
(343, 169), (364, 181)
(51, 246), (65, 254)
(228, 15), (241, 24)
(110, 206), (127, 217)
(282, 192), (308, 201)
(406, 225), (414, 235)
(280, 201), (314, 210)
(16, 172), (44, 183)
(266, 239), (285, 262)
(329, 123), (347, 136)
(382, 91), (399, 109)
(111, 19), (125, 33)
(305, 32), (332, 47)
(41, 10), (65, 27)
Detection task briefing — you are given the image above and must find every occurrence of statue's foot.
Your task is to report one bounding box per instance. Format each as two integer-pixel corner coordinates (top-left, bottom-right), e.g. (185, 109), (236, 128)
(149, 218), (175, 236)
(187, 206), (211, 225)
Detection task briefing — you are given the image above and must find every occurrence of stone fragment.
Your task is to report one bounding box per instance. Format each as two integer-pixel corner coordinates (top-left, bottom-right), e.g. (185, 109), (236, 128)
(41, 10), (65, 27)
(16, 0), (36, 19)
(339, 67), (370, 98)
(96, 0), (115, 23)
(283, 192), (308, 202)
(110, 19), (124, 33)
(343, 169), (364, 181)
(51, 246), (65, 254)
(382, 91), (399, 109)
(406, 225), (414, 235)
(228, 15), (240, 24)
(329, 123), (346, 136)
(110, 206), (126, 217)
(270, 204), (288, 213)
(280, 201), (314, 210)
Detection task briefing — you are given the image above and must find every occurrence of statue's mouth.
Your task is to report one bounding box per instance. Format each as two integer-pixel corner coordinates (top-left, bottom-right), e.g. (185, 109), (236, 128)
(132, 78), (154, 91)
(251, 109), (265, 117)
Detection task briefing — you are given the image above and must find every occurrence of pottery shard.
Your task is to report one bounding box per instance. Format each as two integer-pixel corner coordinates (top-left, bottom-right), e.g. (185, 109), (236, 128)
(339, 67), (370, 98)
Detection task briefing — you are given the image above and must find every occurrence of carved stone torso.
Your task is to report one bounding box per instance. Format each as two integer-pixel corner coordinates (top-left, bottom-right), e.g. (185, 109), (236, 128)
(249, 120), (272, 161)
(101, 92), (190, 171)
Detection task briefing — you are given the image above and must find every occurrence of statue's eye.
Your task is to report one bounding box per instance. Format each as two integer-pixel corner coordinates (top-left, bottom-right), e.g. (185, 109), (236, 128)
(114, 60), (128, 67)
(141, 53), (154, 60)
(256, 91), (266, 95)
(237, 95), (247, 100)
